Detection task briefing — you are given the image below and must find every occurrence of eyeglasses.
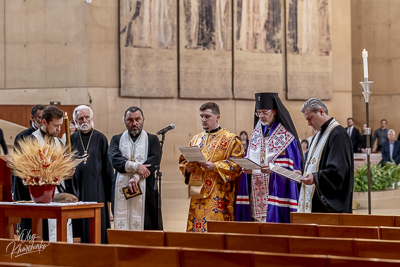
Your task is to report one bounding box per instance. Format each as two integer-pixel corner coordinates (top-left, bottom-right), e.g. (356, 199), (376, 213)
(255, 110), (272, 117)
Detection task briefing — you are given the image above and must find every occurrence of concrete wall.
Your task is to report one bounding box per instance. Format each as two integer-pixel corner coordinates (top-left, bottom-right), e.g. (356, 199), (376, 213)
(351, 0), (400, 137)
(0, 0), (353, 198)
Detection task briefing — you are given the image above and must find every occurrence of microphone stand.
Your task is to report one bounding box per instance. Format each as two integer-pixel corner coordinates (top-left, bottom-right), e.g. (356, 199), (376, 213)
(155, 132), (166, 230)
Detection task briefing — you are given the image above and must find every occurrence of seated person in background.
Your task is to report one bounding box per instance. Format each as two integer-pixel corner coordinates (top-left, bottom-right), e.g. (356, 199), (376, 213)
(381, 129), (400, 165)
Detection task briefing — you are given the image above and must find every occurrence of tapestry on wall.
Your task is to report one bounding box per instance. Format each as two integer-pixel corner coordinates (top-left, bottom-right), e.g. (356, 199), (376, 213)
(233, 0), (284, 100)
(179, 0), (232, 99)
(120, 0), (178, 97)
(286, 0), (332, 100)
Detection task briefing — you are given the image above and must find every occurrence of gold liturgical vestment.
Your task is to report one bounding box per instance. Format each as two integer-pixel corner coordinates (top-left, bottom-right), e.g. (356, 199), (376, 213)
(179, 128), (244, 232)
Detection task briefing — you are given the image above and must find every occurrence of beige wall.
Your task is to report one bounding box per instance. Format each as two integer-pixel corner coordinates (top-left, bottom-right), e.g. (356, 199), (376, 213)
(0, 0), (353, 199)
(352, 0), (400, 136)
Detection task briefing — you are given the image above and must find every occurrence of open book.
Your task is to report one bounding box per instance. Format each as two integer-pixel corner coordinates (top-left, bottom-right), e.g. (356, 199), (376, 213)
(229, 157), (261, 170)
(178, 146), (206, 163)
(269, 163), (304, 183)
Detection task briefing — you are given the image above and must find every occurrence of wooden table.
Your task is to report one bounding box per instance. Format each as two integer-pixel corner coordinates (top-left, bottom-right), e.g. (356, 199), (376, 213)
(0, 202), (103, 243)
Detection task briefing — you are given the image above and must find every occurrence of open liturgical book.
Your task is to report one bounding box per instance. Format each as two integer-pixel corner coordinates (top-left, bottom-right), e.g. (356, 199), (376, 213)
(229, 157), (261, 170)
(178, 146), (206, 163)
(268, 163), (305, 183)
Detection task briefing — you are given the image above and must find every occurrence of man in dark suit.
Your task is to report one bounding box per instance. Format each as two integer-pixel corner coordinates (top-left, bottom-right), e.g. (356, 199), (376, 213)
(346, 118), (361, 153)
(381, 129), (400, 165)
(12, 104), (45, 200)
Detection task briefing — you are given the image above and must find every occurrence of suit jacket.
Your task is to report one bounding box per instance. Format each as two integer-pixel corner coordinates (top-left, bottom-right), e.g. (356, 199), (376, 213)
(345, 126), (361, 153)
(381, 141), (400, 165)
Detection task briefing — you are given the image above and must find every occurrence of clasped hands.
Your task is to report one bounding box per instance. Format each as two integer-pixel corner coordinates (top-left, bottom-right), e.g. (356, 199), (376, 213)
(129, 164), (151, 193)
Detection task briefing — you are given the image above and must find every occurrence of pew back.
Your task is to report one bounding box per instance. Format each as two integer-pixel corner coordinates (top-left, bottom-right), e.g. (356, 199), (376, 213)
(260, 222), (318, 237)
(291, 212), (396, 227)
(107, 229), (164, 246)
(317, 225), (379, 239)
(207, 221), (261, 234)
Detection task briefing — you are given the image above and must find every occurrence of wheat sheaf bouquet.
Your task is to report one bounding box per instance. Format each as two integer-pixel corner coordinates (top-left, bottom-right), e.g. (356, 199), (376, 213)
(0, 137), (80, 186)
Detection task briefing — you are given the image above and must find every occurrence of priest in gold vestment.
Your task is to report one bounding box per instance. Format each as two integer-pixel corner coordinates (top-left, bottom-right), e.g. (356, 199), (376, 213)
(179, 102), (244, 232)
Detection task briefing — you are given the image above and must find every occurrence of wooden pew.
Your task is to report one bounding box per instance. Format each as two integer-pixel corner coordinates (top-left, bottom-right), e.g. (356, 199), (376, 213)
(291, 212), (341, 225)
(354, 239), (400, 260)
(207, 221), (261, 234)
(291, 212), (396, 227)
(209, 221), (380, 240)
(180, 248), (251, 267)
(107, 229), (164, 246)
(317, 225), (379, 239)
(288, 235), (355, 257)
(108, 228), (400, 261)
(260, 222), (318, 237)
(326, 256), (400, 267)
(379, 226), (400, 240)
(0, 238), (117, 266)
(225, 234), (289, 254)
(3, 235), (400, 266)
(394, 216), (400, 227)
(164, 232), (225, 250)
(341, 214), (394, 227)
(251, 252), (327, 267)
(115, 245), (180, 267)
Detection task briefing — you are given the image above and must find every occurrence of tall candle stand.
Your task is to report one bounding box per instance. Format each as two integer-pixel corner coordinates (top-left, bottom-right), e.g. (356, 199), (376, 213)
(359, 79), (373, 214)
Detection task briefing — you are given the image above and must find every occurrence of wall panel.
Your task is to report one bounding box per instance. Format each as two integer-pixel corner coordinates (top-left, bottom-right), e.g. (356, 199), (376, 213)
(286, 0), (333, 100)
(233, 0), (284, 100)
(120, 0), (178, 98)
(179, 0), (232, 99)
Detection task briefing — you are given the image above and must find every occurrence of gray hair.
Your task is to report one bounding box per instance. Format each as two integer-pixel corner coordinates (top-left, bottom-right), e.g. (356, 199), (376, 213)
(73, 105), (94, 121)
(73, 105), (94, 130)
(301, 98), (329, 115)
(388, 129), (396, 135)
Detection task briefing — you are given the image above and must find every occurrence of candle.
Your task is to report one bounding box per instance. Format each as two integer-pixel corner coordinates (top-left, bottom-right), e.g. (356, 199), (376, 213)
(64, 112), (71, 153)
(362, 49), (368, 80)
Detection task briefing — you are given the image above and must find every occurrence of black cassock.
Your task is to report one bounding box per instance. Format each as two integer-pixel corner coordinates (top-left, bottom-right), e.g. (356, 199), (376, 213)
(108, 132), (162, 230)
(312, 125), (354, 213)
(71, 129), (113, 243)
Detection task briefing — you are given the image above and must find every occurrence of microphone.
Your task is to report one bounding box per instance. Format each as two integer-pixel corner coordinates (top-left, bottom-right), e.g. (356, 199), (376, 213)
(156, 123), (175, 135)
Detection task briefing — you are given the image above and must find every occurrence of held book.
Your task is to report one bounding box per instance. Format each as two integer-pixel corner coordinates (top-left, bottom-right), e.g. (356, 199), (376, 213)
(122, 186), (143, 200)
(268, 163), (304, 183)
(229, 157), (261, 170)
(178, 146), (206, 163)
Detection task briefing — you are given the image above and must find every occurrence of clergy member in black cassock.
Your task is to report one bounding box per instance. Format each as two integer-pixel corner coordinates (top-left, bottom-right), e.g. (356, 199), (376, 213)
(71, 105), (113, 243)
(108, 106), (161, 230)
(298, 98), (354, 213)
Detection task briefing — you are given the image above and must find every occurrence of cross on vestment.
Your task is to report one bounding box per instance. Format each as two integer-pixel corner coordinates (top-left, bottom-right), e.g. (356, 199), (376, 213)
(83, 153), (89, 164)
(274, 134), (286, 146)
